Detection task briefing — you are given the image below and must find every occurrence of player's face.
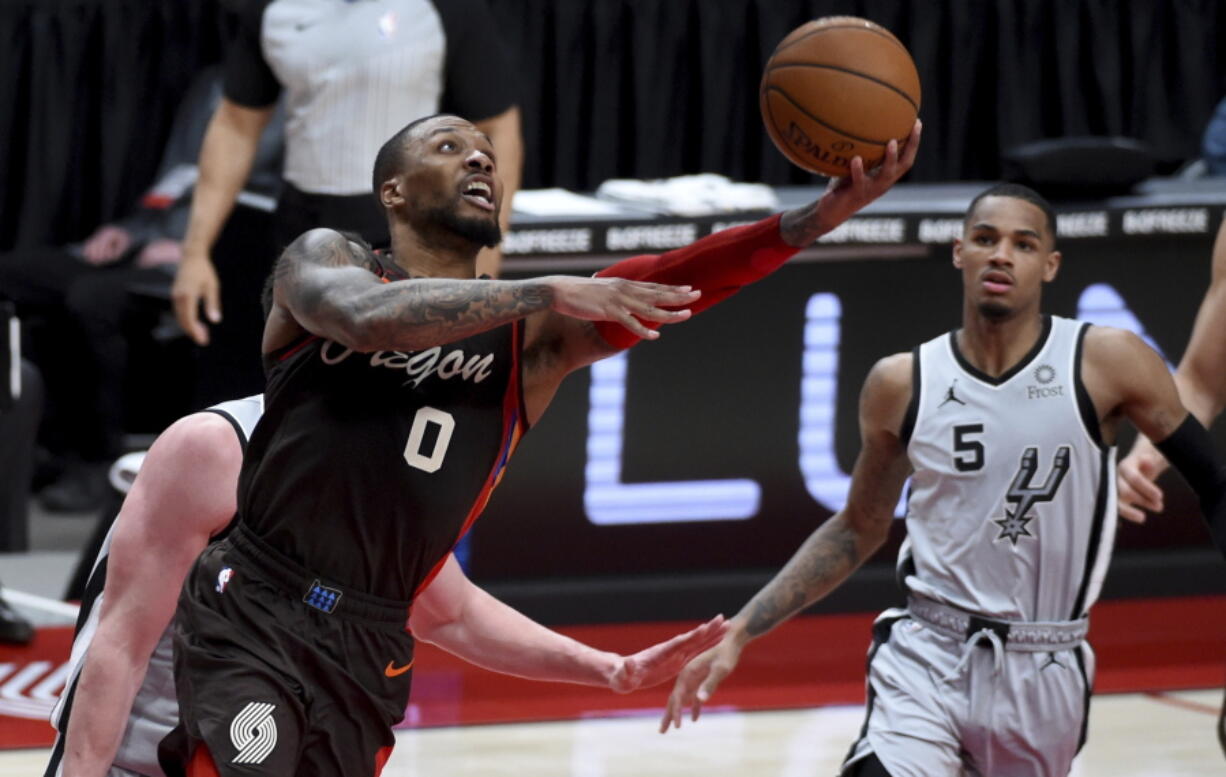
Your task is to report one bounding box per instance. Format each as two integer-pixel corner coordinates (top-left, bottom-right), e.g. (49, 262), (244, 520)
(953, 196), (1061, 321)
(397, 117), (503, 247)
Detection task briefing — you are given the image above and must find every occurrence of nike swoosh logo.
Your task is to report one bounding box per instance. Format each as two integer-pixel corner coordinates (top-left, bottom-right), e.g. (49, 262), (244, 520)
(384, 660), (414, 678)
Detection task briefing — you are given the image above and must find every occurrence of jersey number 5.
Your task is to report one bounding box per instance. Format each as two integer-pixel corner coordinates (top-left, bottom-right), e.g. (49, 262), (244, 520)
(952, 423), (985, 472)
(403, 407), (456, 473)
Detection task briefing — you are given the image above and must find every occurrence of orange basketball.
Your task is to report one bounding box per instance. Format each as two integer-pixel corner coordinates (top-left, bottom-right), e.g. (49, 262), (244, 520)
(760, 17), (921, 177)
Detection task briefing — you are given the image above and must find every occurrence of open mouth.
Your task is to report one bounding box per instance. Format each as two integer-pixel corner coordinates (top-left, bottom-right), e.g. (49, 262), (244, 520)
(460, 177), (495, 212)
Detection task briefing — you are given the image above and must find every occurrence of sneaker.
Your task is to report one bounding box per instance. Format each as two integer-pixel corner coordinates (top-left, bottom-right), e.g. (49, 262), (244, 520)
(31, 447), (68, 493)
(0, 594), (33, 645)
(37, 462), (109, 513)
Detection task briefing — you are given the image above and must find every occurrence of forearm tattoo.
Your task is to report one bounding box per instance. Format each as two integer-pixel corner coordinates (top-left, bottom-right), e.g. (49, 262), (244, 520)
(278, 232), (553, 350)
(779, 201), (824, 248)
(743, 518), (863, 638)
(351, 279), (553, 348)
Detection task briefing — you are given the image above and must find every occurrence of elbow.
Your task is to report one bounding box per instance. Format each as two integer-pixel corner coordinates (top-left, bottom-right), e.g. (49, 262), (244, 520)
(407, 612), (438, 644)
(408, 605), (461, 647)
(843, 509), (892, 552)
(868, 521), (892, 551)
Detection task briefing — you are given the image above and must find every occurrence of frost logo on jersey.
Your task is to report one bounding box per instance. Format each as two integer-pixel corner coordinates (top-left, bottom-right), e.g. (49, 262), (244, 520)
(994, 446), (1071, 544)
(1027, 364), (1064, 399)
(320, 341), (494, 387)
(230, 702), (277, 765)
(216, 566), (234, 594)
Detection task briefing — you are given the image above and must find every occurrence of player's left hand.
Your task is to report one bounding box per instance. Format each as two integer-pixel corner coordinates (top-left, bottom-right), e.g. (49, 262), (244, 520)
(606, 615), (727, 694)
(1118, 444), (1168, 523)
(658, 629), (747, 733)
(815, 119), (922, 233)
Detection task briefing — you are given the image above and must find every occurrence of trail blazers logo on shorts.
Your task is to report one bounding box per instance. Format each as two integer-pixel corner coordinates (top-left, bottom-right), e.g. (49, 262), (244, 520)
(230, 702), (277, 765)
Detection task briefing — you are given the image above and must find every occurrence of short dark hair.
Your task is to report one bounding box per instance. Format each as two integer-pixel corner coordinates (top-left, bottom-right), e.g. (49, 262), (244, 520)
(370, 113), (452, 198)
(964, 182), (1057, 245)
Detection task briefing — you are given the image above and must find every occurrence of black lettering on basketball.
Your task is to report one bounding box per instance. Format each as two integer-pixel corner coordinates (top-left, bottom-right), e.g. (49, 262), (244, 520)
(786, 123), (852, 169)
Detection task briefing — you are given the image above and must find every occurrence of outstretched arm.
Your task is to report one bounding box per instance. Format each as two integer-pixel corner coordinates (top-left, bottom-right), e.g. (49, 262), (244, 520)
(267, 228), (699, 355)
(660, 353), (914, 732)
(520, 120), (922, 398)
(1119, 222), (1226, 522)
(410, 555), (726, 692)
(61, 414), (242, 777)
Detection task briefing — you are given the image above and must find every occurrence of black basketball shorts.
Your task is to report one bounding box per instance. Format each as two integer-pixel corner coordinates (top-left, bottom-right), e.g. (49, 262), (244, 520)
(159, 526), (417, 777)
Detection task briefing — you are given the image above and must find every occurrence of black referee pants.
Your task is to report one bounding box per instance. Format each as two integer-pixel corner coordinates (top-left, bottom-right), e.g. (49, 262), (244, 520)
(273, 182), (390, 253)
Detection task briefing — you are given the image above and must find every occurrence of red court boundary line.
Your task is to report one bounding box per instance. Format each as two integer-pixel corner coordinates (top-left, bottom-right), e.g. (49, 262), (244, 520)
(1144, 691), (1221, 717)
(3, 593), (1225, 748)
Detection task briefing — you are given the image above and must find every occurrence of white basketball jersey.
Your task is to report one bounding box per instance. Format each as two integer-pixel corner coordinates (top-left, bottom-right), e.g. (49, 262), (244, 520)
(900, 316), (1116, 622)
(48, 396), (264, 777)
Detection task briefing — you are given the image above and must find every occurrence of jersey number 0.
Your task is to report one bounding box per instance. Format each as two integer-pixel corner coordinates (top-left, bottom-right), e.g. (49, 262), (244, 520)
(403, 406), (456, 473)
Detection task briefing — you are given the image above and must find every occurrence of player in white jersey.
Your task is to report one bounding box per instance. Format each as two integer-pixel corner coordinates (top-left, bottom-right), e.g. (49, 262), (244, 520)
(48, 396), (264, 777)
(48, 396), (726, 777)
(661, 183), (1226, 776)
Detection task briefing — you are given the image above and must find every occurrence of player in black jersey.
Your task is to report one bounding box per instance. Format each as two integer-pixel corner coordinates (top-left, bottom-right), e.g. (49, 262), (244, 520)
(50, 397), (739, 777)
(162, 113), (921, 777)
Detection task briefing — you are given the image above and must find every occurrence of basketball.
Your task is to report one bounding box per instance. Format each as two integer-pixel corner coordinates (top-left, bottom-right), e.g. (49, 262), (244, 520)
(760, 17), (921, 177)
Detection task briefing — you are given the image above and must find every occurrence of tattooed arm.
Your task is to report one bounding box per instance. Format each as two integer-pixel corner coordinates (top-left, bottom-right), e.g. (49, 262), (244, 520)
(523, 120), (924, 380)
(266, 228), (698, 355)
(659, 352), (914, 732)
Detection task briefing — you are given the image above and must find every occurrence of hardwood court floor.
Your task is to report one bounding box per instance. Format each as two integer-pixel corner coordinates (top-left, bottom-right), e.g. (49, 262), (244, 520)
(3, 596), (1222, 773)
(386, 690), (1223, 776)
(0, 689), (1218, 776)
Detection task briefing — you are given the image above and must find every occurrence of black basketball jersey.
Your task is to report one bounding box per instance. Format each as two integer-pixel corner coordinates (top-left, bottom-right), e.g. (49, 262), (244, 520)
(238, 259), (527, 601)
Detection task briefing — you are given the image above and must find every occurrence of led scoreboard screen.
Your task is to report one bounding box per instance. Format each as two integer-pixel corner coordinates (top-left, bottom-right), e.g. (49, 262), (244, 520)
(469, 211), (1223, 594)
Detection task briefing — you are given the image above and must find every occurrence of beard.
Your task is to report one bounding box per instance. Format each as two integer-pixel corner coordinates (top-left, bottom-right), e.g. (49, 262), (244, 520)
(421, 200), (502, 248)
(977, 299), (1012, 320)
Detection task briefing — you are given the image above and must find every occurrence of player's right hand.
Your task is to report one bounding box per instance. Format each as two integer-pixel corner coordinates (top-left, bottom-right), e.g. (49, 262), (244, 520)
(658, 629), (747, 733)
(1117, 446), (1167, 524)
(546, 276), (700, 340)
(172, 254), (222, 346)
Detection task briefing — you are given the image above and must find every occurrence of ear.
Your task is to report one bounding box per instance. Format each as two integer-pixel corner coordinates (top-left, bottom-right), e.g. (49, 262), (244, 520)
(380, 177), (405, 209)
(1042, 249), (1062, 282)
(952, 237), (964, 269)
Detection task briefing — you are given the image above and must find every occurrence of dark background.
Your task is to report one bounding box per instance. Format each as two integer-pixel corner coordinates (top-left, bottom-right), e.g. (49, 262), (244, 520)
(2, 0), (1224, 622)
(3, 0), (1225, 250)
(477, 230), (1226, 621)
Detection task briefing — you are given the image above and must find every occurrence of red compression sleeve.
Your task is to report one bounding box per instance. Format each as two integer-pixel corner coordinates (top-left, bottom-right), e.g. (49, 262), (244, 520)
(593, 214), (799, 349)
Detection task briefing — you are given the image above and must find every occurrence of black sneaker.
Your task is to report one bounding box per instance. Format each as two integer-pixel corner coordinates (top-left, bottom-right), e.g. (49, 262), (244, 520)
(37, 462), (110, 513)
(0, 594), (33, 645)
